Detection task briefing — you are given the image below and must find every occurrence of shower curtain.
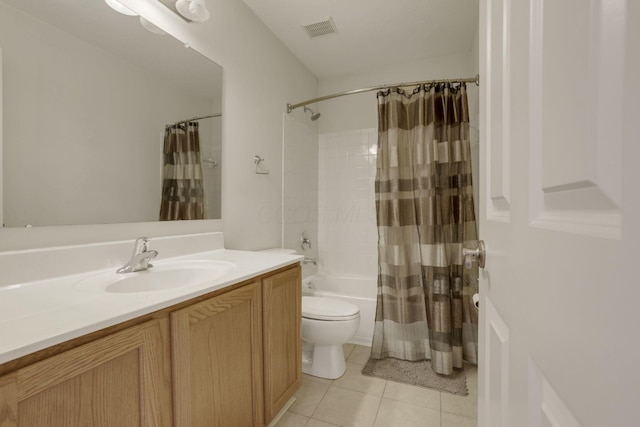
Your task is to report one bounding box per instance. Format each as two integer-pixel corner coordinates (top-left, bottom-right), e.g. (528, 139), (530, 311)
(370, 83), (478, 375)
(159, 122), (206, 220)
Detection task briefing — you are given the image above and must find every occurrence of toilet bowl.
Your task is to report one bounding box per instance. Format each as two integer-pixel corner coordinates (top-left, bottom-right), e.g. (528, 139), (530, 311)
(301, 296), (360, 379)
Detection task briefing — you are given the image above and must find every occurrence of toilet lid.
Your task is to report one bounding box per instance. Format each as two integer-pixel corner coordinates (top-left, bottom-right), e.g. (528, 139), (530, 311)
(302, 296), (360, 321)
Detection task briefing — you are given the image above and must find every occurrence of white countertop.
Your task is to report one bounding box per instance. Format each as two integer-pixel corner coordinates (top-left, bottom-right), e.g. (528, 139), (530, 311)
(0, 249), (302, 365)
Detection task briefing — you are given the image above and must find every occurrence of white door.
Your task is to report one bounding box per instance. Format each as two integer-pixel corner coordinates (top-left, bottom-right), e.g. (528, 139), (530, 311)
(478, 1), (639, 426)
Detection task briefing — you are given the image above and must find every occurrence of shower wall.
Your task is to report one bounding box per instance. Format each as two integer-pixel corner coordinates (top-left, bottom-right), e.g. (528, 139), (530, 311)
(317, 129), (378, 279)
(316, 129), (479, 283)
(284, 52), (479, 285)
(315, 52), (480, 282)
(282, 116), (319, 278)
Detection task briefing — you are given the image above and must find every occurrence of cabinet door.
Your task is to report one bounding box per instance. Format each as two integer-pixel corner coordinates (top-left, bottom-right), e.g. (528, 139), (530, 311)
(171, 281), (263, 427)
(262, 266), (302, 423)
(0, 319), (172, 427)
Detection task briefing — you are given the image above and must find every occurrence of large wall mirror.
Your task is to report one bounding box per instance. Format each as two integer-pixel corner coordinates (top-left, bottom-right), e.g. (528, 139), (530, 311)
(0, 0), (223, 227)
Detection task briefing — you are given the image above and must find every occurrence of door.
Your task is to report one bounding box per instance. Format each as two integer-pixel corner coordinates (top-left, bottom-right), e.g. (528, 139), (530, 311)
(478, 1), (639, 426)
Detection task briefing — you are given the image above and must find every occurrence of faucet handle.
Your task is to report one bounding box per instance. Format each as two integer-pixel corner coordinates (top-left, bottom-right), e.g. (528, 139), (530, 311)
(132, 237), (150, 255)
(300, 233), (312, 251)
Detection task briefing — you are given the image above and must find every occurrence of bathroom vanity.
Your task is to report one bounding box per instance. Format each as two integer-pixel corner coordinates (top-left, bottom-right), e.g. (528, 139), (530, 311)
(0, 238), (302, 427)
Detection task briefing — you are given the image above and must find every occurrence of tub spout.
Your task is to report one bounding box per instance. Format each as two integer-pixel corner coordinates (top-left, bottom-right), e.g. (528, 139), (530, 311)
(303, 257), (317, 265)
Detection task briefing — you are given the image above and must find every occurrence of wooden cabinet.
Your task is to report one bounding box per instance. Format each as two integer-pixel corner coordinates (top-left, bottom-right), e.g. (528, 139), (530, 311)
(171, 281), (264, 427)
(262, 266), (302, 423)
(0, 319), (172, 427)
(170, 266), (303, 427)
(0, 264), (302, 427)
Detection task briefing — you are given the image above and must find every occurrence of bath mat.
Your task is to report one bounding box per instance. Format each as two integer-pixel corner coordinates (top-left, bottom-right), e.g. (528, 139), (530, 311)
(361, 358), (468, 396)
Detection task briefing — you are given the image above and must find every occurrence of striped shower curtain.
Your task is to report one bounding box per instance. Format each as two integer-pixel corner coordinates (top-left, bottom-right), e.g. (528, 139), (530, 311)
(370, 83), (479, 375)
(159, 122), (206, 220)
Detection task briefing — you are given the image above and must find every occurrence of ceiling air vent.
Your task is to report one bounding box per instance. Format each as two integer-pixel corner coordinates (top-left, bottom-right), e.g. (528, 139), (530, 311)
(302, 16), (338, 38)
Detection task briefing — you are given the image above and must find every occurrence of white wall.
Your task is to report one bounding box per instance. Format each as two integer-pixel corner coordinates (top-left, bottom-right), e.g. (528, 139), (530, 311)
(0, 0), (318, 251)
(282, 116), (318, 278)
(0, 4), (213, 227)
(316, 52), (478, 278)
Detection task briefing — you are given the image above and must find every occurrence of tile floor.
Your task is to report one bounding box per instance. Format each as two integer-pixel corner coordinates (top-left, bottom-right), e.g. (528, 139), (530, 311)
(275, 344), (477, 427)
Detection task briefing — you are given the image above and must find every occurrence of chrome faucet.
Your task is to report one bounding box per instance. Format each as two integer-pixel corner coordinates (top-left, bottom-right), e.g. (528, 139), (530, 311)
(302, 257), (317, 265)
(117, 237), (158, 274)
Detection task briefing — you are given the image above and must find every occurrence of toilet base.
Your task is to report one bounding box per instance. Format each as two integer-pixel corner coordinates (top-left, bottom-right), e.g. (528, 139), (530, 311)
(302, 341), (347, 379)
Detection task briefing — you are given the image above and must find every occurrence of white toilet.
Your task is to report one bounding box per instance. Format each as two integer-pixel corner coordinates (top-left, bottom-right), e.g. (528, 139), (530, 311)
(258, 248), (361, 379)
(302, 296), (360, 379)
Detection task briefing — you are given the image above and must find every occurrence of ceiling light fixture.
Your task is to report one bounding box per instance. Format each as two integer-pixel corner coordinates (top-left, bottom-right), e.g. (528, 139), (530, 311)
(175, 0), (210, 22)
(104, 0), (138, 16)
(139, 17), (167, 35)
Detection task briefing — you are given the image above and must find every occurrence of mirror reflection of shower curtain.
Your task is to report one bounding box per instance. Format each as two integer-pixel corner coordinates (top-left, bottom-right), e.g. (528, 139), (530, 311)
(371, 83), (478, 375)
(159, 122), (207, 220)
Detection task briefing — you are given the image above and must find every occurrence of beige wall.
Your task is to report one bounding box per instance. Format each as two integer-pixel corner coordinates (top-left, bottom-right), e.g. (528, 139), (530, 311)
(0, 0), (318, 251)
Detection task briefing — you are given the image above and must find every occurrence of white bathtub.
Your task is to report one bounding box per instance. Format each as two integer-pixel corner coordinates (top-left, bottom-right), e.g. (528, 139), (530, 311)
(302, 274), (377, 346)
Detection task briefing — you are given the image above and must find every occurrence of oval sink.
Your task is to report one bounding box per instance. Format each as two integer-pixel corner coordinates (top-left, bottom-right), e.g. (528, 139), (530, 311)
(74, 260), (236, 293)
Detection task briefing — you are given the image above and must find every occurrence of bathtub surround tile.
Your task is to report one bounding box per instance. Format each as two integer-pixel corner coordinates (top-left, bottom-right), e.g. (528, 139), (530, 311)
(441, 412), (478, 427)
(317, 131), (379, 343)
(382, 380), (441, 411)
(373, 399), (440, 427)
(346, 345), (371, 367)
(332, 363), (387, 396)
(274, 412), (309, 427)
(312, 386), (381, 427)
(290, 378), (332, 417)
(318, 129), (378, 279)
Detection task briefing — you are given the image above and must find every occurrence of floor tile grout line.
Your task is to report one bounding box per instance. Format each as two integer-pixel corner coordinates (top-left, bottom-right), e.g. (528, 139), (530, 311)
(330, 383), (385, 397)
(378, 396), (444, 415)
(441, 408), (478, 419)
(377, 394), (441, 413)
(302, 413), (312, 427)
(441, 412), (477, 420)
(372, 392), (384, 427)
(380, 378), (388, 398)
(295, 345), (477, 427)
(307, 377), (334, 421)
(310, 384), (381, 427)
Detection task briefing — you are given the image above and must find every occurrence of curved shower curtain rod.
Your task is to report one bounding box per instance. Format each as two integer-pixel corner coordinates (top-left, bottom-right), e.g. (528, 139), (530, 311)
(286, 74), (479, 113)
(167, 113), (222, 128)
